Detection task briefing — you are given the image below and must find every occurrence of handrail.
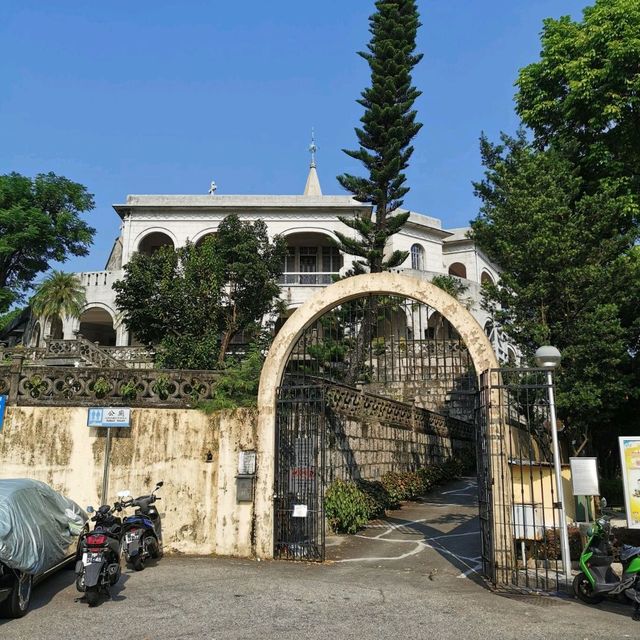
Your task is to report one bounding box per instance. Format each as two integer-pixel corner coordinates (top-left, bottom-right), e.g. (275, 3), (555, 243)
(47, 336), (122, 368)
(278, 272), (340, 285)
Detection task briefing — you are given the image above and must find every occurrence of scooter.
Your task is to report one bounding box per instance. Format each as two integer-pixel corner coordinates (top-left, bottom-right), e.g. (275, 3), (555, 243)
(119, 481), (164, 571)
(573, 499), (640, 621)
(75, 501), (124, 607)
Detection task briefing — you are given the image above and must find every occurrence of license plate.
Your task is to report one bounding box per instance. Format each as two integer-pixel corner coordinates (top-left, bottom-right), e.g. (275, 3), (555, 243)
(125, 533), (140, 544)
(82, 552), (103, 565)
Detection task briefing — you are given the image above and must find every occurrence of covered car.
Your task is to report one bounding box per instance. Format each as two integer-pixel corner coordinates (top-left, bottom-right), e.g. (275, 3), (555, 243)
(0, 479), (88, 617)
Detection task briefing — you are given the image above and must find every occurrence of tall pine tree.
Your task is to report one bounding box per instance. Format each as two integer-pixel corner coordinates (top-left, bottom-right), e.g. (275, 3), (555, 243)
(336, 0), (423, 273)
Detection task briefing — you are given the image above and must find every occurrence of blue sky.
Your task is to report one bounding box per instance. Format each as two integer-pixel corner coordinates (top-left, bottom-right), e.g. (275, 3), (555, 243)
(1, 0), (590, 274)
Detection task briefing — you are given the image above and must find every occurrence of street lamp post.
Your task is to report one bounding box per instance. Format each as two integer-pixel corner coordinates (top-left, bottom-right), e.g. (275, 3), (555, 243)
(535, 346), (572, 587)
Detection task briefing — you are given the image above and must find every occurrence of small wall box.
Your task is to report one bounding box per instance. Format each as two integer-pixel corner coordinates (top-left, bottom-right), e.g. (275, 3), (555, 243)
(236, 475), (254, 502)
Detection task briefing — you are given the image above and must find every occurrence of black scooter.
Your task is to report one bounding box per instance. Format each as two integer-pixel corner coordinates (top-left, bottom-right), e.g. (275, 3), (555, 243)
(119, 481), (164, 571)
(75, 502), (124, 606)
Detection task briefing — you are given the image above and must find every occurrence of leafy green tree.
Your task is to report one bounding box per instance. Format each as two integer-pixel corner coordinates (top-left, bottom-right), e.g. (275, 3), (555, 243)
(114, 214), (286, 370)
(214, 215), (286, 365)
(472, 0), (640, 462)
(430, 274), (470, 305)
(30, 270), (86, 324)
(472, 134), (639, 457)
(516, 0), (640, 195)
(335, 0), (423, 274)
(0, 172), (95, 313)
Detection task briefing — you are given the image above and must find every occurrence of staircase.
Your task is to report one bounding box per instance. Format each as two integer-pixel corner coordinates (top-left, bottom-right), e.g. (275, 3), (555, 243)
(44, 335), (122, 368)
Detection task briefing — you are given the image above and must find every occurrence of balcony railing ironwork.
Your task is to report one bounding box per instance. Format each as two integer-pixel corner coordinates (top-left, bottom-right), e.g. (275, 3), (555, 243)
(278, 272), (339, 286)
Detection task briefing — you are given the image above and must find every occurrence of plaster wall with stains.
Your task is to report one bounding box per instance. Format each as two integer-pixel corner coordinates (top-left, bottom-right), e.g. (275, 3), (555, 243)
(0, 406), (258, 557)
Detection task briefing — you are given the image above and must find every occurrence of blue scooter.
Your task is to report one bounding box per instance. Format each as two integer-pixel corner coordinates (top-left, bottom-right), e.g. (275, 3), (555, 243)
(118, 481), (164, 571)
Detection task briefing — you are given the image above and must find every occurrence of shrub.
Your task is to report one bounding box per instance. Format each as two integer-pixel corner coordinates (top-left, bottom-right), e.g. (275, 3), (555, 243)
(537, 526), (583, 561)
(325, 480), (369, 534)
(356, 480), (392, 517)
(120, 379), (139, 401)
(325, 458), (466, 534)
(92, 376), (111, 399)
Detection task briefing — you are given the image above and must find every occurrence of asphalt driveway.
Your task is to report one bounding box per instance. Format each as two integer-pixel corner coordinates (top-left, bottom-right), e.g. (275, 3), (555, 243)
(2, 479), (639, 639)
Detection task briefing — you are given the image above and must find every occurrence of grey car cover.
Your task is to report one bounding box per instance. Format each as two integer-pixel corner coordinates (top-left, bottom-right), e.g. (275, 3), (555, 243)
(0, 479), (87, 575)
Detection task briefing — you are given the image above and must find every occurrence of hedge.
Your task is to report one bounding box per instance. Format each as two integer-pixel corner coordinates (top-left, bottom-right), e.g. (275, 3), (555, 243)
(325, 458), (464, 534)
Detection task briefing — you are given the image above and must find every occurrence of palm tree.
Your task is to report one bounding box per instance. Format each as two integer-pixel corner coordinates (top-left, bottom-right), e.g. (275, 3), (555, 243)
(30, 271), (86, 327)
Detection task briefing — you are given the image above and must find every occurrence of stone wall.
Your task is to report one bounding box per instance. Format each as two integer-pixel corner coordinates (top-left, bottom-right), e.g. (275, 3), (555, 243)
(325, 412), (465, 484)
(324, 383), (475, 484)
(0, 406), (258, 556)
(365, 378), (476, 424)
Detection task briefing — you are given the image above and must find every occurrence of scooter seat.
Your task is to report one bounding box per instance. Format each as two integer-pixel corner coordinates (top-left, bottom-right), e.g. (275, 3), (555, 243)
(620, 545), (640, 562)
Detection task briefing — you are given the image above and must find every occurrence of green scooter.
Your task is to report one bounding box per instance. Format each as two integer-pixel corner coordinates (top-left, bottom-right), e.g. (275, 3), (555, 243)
(573, 499), (640, 621)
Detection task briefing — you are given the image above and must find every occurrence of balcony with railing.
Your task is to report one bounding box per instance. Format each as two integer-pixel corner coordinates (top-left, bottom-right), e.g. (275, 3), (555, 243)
(278, 272), (339, 286)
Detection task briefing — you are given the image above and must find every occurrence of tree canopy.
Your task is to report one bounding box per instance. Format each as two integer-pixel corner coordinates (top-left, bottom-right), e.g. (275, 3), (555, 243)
(336, 0), (423, 274)
(113, 214), (286, 370)
(471, 0), (640, 461)
(0, 172), (95, 313)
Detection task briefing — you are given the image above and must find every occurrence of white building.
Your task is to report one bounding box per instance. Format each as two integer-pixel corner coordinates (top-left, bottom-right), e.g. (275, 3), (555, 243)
(31, 158), (513, 363)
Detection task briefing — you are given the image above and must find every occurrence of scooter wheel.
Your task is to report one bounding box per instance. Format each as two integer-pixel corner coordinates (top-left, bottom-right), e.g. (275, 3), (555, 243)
(573, 572), (604, 604)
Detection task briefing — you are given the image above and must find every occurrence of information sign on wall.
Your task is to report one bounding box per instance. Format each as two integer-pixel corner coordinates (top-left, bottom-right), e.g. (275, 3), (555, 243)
(619, 437), (640, 529)
(87, 407), (131, 428)
(0, 395), (6, 432)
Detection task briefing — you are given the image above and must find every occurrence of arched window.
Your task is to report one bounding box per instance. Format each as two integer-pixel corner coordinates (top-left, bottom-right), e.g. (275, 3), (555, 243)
(411, 244), (425, 271)
(448, 262), (467, 279)
(481, 271), (495, 286)
(79, 307), (116, 346)
(137, 232), (175, 257)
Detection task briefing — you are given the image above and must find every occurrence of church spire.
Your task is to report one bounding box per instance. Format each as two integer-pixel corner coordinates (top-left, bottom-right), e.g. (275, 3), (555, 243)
(303, 129), (322, 196)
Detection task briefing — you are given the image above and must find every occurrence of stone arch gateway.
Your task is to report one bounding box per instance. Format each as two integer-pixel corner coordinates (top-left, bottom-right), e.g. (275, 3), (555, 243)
(254, 273), (504, 563)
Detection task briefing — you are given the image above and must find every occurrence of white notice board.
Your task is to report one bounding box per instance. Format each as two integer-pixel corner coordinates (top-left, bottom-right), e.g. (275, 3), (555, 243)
(570, 457), (599, 496)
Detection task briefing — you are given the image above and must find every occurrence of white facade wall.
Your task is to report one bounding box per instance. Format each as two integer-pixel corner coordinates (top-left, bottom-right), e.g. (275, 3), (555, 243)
(66, 179), (510, 357)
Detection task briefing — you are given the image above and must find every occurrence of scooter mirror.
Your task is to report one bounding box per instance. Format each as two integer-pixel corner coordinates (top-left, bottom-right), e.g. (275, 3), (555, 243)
(601, 497), (608, 509)
(587, 527), (593, 537)
(87, 506), (95, 513)
(156, 481), (164, 488)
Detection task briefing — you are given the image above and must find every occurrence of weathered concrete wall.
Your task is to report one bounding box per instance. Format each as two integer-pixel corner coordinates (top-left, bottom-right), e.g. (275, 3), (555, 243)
(0, 406), (258, 556)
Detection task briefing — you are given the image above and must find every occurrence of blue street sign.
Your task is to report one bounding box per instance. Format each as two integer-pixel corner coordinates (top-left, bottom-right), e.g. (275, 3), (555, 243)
(0, 395), (6, 432)
(87, 407), (131, 428)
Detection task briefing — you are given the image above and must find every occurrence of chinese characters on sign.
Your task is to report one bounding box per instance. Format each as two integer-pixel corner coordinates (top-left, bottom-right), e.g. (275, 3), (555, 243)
(620, 437), (640, 529)
(87, 407), (131, 428)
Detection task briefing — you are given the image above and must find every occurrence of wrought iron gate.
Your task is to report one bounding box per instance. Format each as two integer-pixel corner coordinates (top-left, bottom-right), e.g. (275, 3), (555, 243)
(476, 368), (567, 592)
(274, 384), (326, 561)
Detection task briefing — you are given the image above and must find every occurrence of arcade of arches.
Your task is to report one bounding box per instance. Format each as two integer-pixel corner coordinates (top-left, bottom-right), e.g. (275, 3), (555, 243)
(79, 307), (116, 345)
